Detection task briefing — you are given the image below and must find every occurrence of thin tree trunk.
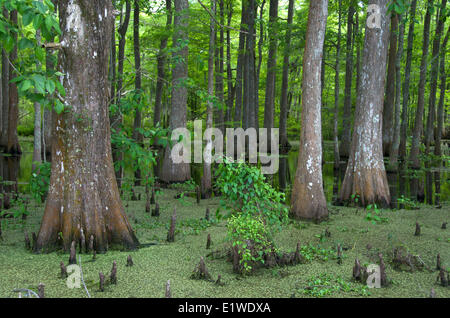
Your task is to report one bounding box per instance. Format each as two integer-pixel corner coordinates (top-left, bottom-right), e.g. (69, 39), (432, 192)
(202, 0), (216, 199)
(255, 0), (266, 131)
(434, 25), (449, 206)
(6, 9), (20, 154)
(333, 0), (342, 170)
(154, 0), (172, 127)
(388, 13), (405, 170)
(340, 4), (355, 159)
(409, 0), (433, 201)
(399, 0), (417, 161)
(214, 0), (225, 134)
(1, 9), (9, 150)
(225, 0), (234, 128)
(424, 0), (447, 205)
(133, 0), (143, 186)
(338, 0), (391, 208)
(382, 13), (398, 156)
(35, 0), (139, 253)
(279, 0), (294, 151)
(33, 26), (42, 171)
(233, 1), (247, 128)
(113, 0), (131, 188)
(290, 0), (329, 221)
(263, 0), (278, 152)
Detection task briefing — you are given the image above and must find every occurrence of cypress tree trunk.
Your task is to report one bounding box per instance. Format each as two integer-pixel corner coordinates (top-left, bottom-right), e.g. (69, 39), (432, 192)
(202, 0), (216, 199)
(409, 0), (433, 201)
(333, 0), (342, 170)
(112, 0), (131, 188)
(35, 0), (139, 253)
(225, 0), (234, 128)
(338, 0), (391, 208)
(1, 9), (9, 151)
(388, 13), (405, 170)
(340, 4), (355, 159)
(291, 0), (328, 221)
(233, 1), (247, 128)
(263, 0), (278, 151)
(424, 0), (447, 205)
(154, 0), (172, 127)
(133, 0), (143, 186)
(159, 0), (191, 183)
(382, 13), (398, 156)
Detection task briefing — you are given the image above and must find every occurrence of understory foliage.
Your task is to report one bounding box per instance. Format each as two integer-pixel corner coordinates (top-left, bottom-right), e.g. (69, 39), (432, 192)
(216, 158), (288, 274)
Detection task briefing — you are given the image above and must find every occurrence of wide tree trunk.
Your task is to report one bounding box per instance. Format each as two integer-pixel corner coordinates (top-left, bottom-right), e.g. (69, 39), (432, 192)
(290, 0), (328, 221)
(34, 0), (139, 253)
(338, 0), (391, 208)
(159, 0), (191, 183)
(382, 13), (398, 156)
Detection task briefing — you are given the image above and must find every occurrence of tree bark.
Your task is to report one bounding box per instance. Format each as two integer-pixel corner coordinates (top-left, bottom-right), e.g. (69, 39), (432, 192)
(159, 0), (191, 183)
(263, 0), (278, 152)
(1, 9), (9, 150)
(233, 0), (247, 128)
(278, 0), (294, 152)
(382, 13), (398, 156)
(133, 0), (143, 186)
(214, 0), (225, 134)
(333, 0), (342, 169)
(424, 0), (447, 205)
(202, 0), (216, 199)
(399, 0), (417, 161)
(34, 0), (139, 253)
(154, 0), (172, 127)
(388, 13), (405, 170)
(5, 10), (20, 154)
(434, 25), (449, 206)
(409, 0), (433, 201)
(338, 0), (391, 208)
(112, 0), (131, 188)
(340, 4), (355, 159)
(290, 0), (328, 221)
(225, 0), (234, 128)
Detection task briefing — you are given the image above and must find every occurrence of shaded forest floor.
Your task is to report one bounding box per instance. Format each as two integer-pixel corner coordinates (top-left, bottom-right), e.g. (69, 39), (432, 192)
(0, 186), (449, 298)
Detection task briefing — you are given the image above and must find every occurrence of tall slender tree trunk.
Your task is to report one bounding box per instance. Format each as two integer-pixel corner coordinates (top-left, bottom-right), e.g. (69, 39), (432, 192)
(263, 0), (278, 152)
(279, 0), (294, 152)
(159, 0), (191, 183)
(214, 0), (225, 134)
(340, 4), (355, 159)
(290, 0), (328, 222)
(338, 0), (391, 208)
(112, 0), (131, 188)
(33, 26), (42, 171)
(255, 0), (266, 131)
(333, 0), (342, 170)
(133, 0), (143, 186)
(409, 0), (433, 202)
(35, 0), (139, 253)
(225, 0), (234, 128)
(388, 13), (405, 170)
(233, 1), (247, 128)
(424, 0), (447, 205)
(154, 0), (172, 127)
(399, 0), (417, 161)
(434, 25), (449, 206)
(243, 0), (257, 131)
(1, 8), (9, 150)
(202, 0), (216, 199)
(382, 13), (398, 156)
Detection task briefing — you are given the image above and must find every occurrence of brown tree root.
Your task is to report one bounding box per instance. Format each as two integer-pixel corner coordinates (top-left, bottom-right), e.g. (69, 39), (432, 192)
(191, 256), (212, 281)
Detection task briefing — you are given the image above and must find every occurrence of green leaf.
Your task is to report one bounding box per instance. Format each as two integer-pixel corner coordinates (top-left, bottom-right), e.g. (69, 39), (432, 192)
(54, 100), (64, 114)
(18, 38), (34, 50)
(45, 79), (55, 94)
